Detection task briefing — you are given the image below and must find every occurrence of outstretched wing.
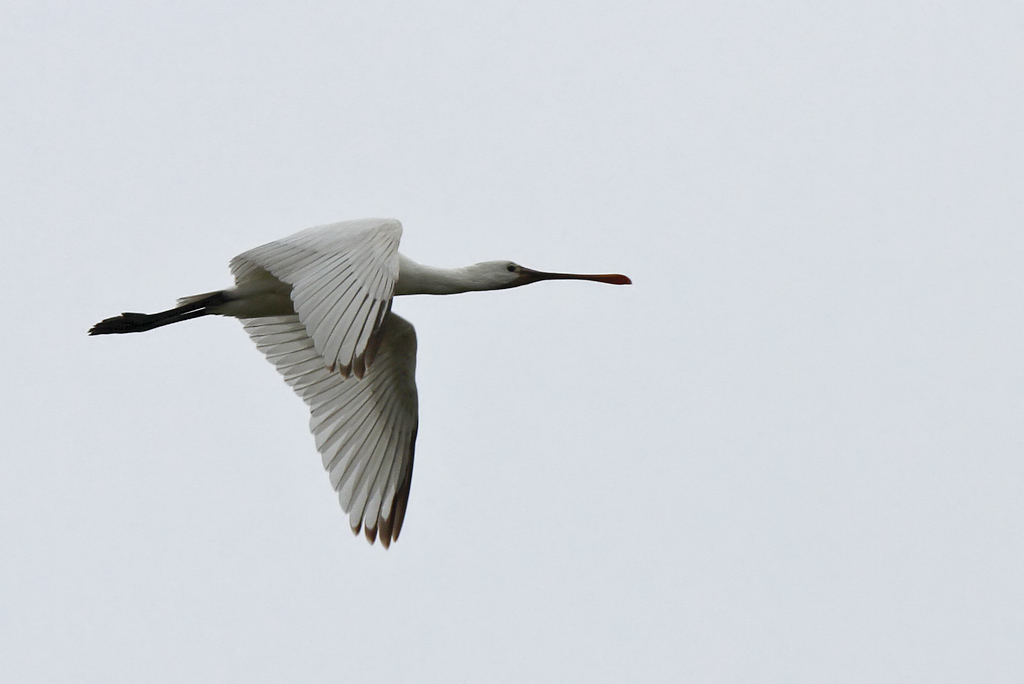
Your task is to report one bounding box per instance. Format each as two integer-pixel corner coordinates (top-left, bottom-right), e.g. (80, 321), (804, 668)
(242, 312), (419, 547)
(230, 218), (402, 378)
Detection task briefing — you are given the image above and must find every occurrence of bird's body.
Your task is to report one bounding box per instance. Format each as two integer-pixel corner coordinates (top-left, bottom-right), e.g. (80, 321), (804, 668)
(91, 218), (630, 547)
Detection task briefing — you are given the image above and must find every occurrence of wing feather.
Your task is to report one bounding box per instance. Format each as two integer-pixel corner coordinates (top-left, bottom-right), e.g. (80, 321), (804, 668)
(231, 218), (402, 378)
(348, 398), (403, 524)
(241, 311), (418, 547)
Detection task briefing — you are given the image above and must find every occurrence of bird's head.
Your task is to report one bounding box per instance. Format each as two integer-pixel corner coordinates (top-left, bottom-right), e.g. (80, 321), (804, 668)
(471, 260), (632, 290)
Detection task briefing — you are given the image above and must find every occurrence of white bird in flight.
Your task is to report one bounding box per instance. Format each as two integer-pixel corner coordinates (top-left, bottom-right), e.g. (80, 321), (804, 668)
(90, 218), (631, 547)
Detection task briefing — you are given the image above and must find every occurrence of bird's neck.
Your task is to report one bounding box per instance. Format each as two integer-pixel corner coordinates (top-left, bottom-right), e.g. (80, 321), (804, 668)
(395, 255), (498, 295)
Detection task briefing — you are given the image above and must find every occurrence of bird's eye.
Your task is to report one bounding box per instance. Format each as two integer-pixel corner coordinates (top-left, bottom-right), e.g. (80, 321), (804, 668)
(506, 264), (517, 272)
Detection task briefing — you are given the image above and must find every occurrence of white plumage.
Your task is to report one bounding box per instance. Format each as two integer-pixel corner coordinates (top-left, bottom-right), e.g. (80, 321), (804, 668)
(231, 219), (402, 378)
(91, 218), (630, 547)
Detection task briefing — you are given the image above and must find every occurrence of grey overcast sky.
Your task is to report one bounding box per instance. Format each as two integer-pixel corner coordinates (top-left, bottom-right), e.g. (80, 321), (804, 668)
(2, 2), (1023, 682)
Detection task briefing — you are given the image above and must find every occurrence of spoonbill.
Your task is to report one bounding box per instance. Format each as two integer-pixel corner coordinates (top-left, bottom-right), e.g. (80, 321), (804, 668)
(90, 218), (630, 547)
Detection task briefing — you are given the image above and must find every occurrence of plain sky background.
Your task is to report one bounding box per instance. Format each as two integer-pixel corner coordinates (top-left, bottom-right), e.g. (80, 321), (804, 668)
(3, 2), (1023, 682)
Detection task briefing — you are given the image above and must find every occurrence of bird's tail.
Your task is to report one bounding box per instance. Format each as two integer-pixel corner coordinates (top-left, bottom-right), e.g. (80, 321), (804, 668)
(89, 291), (230, 335)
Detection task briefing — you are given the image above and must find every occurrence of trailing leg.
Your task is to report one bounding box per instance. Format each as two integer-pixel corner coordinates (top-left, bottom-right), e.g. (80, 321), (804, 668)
(88, 291), (229, 335)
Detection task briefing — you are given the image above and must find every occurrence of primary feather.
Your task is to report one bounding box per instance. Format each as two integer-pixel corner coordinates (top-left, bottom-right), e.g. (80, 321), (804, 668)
(243, 312), (417, 547)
